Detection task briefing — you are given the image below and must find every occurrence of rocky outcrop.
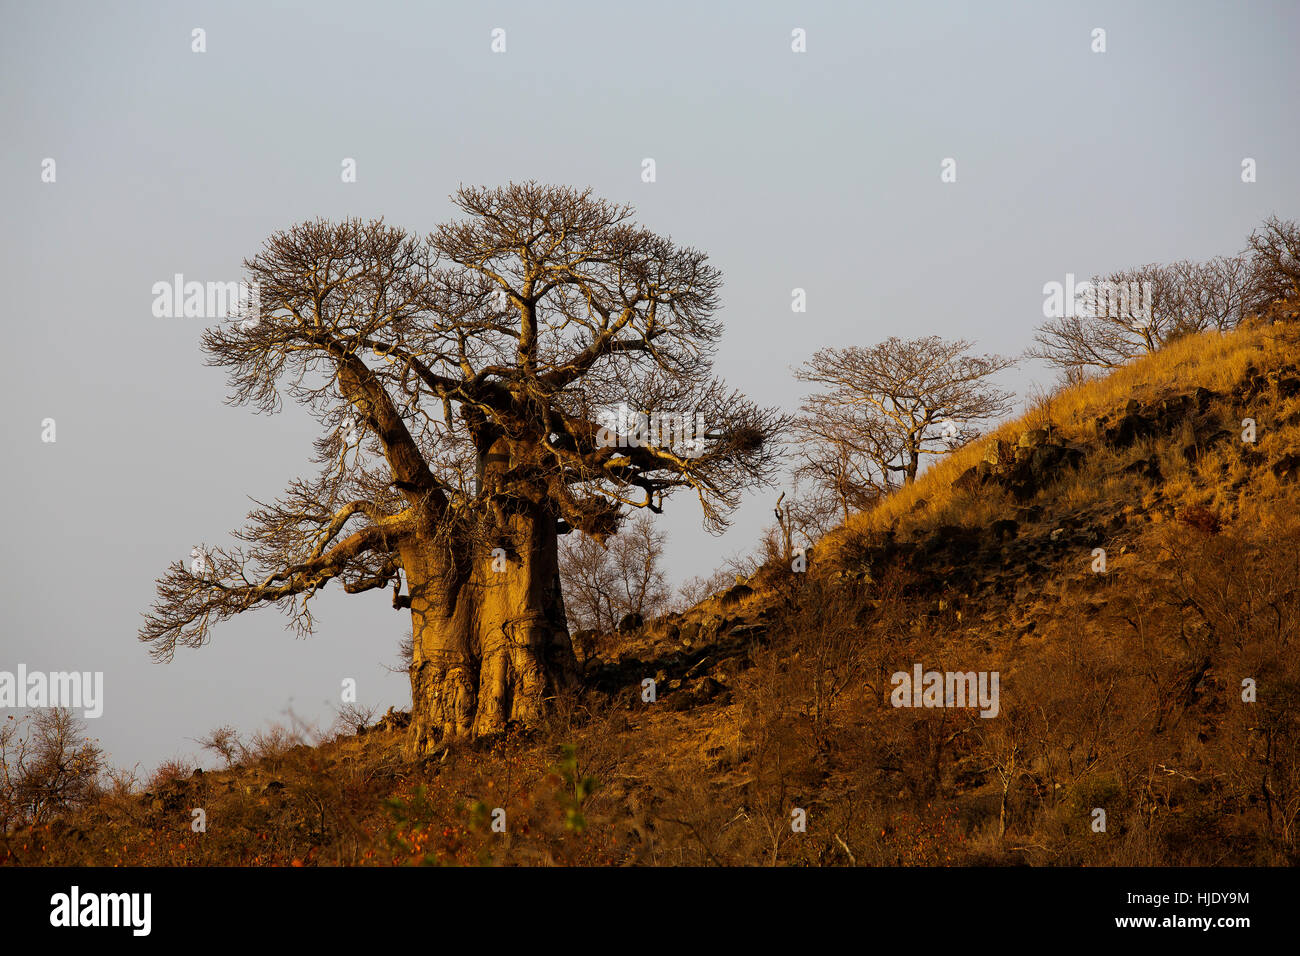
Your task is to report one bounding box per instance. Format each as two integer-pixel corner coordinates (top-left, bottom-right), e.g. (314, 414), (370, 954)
(1096, 390), (1219, 451)
(953, 388), (1248, 501)
(953, 426), (1086, 501)
(718, 582), (754, 606)
(1233, 364), (1300, 402)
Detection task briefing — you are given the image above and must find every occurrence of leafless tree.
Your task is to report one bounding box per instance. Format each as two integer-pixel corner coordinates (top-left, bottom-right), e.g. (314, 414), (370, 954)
(607, 517), (671, 622)
(669, 568), (735, 613)
(776, 485), (841, 547)
(1246, 215), (1300, 318)
(558, 515), (669, 633)
(557, 532), (619, 634)
(1173, 255), (1256, 333)
(795, 336), (1015, 485)
(1030, 263), (1185, 376)
(0, 710), (104, 828)
(1032, 217), (1298, 379)
(791, 400), (895, 524)
(140, 183), (788, 753)
(194, 724), (247, 768)
(772, 489), (838, 565)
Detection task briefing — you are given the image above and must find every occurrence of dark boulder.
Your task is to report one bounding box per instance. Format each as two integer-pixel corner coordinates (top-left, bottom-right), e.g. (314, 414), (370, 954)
(1122, 455), (1163, 482)
(719, 583), (754, 606)
(1104, 412), (1156, 449)
(921, 524), (981, 559)
(953, 460), (994, 492)
(1271, 452), (1300, 482)
(990, 518), (1019, 542)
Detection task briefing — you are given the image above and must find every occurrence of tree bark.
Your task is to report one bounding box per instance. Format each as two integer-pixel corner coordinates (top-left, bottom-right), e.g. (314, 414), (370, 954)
(403, 508), (576, 757)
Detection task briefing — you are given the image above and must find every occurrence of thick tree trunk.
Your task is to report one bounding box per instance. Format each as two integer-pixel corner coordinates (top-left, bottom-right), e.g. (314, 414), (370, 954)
(403, 508), (576, 756)
(903, 450), (919, 485)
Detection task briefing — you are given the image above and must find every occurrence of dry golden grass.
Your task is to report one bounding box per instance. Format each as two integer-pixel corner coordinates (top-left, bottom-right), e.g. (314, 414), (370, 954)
(823, 321), (1295, 551)
(12, 317), (1300, 868)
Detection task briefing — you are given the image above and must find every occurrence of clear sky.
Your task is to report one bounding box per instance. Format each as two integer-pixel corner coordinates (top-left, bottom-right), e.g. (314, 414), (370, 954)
(2, 0), (1297, 773)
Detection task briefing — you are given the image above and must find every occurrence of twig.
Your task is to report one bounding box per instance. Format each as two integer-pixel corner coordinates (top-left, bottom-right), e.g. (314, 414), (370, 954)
(834, 832), (857, 865)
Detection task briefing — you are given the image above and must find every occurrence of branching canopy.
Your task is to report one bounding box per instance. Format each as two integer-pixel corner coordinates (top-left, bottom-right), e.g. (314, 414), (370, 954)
(141, 183), (788, 661)
(795, 336), (1016, 486)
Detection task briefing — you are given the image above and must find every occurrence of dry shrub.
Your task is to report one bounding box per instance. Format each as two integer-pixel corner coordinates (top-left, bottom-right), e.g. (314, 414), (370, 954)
(147, 757), (195, 789)
(1178, 504), (1223, 534)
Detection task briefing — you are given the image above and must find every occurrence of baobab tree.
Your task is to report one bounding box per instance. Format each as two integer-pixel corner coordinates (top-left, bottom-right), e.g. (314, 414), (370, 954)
(795, 336), (1015, 486)
(140, 183), (786, 753)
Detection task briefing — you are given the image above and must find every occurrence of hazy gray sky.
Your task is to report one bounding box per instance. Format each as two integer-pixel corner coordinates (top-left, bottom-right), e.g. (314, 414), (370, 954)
(2, 0), (1297, 772)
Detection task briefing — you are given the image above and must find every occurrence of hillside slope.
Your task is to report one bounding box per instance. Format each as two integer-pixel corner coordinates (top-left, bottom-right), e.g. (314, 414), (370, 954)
(8, 318), (1300, 866)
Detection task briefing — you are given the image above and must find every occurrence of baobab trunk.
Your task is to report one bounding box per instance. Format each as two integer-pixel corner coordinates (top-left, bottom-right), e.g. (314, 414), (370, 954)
(403, 508), (576, 756)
